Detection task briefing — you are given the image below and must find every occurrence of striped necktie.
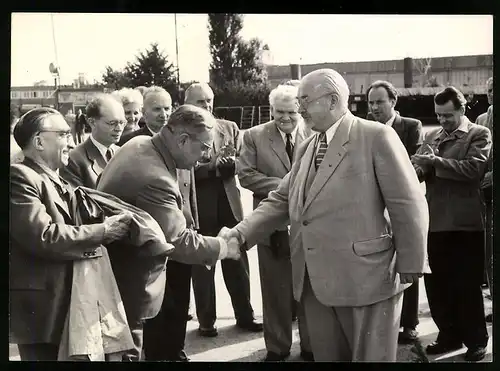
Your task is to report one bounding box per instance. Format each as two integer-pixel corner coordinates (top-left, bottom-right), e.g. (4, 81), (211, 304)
(315, 132), (328, 170)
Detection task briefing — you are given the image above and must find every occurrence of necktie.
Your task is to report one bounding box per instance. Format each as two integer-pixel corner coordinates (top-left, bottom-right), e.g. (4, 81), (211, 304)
(105, 149), (112, 162)
(285, 133), (294, 162)
(315, 132), (328, 170)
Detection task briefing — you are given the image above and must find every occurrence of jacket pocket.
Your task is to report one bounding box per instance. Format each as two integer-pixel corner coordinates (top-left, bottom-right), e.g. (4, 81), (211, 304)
(352, 234), (393, 256)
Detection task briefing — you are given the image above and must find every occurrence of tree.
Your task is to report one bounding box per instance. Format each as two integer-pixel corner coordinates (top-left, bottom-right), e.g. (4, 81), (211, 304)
(102, 66), (130, 90)
(101, 43), (179, 101)
(235, 37), (268, 84)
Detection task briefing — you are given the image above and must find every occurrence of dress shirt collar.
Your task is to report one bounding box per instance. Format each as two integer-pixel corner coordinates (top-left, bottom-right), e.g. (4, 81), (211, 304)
(145, 124), (157, 136)
(90, 134), (111, 160)
(277, 124), (298, 144)
(385, 112), (397, 127)
(323, 113), (347, 145)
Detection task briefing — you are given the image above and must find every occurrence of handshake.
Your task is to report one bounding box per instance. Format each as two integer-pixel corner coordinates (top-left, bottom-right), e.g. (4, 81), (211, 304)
(217, 226), (244, 260)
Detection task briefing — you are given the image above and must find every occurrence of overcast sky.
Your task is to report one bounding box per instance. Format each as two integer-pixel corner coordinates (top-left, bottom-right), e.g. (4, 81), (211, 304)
(11, 13), (493, 87)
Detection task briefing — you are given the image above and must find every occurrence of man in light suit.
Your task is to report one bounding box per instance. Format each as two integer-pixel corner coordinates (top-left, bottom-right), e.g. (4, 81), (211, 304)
(97, 104), (241, 362)
(367, 80), (424, 344)
(185, 83), (262, 338)
(222, 69), (430, 361)
(60, 94), (125, 189)
(117, 87), (172, 146)
(10, 107), (131, 360)
(238, 84), (312, 361)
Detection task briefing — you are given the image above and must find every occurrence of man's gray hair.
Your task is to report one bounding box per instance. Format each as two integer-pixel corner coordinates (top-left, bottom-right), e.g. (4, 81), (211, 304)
(269, 84), (299, 107)
(143, 86), (172, 107)
(304, 69), (350, 108)
(184, 82), (214, 103)
(165, 104), (215, 136)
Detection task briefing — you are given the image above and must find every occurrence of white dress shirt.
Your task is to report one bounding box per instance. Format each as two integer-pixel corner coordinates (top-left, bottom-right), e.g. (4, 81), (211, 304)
(385, 112), (397, 128)
(316, 113), (346, 156)
(277, 125), (298, 146)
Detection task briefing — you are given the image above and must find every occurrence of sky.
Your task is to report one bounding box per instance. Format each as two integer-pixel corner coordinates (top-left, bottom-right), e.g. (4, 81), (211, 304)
(11, 13), (493, 87)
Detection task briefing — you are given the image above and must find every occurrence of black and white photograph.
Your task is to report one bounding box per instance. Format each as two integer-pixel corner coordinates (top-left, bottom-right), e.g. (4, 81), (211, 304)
(9, 13), (493, 362)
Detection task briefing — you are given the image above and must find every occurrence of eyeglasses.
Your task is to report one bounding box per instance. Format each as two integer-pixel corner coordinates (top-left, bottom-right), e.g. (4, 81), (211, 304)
(193, 137), (212, 151)
(104, 121), (127, 128)
(298, 93), (333, 109)
(37, 130), (72, 140)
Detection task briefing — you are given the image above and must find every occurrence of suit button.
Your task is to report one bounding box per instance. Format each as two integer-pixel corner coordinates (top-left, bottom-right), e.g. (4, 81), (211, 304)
(182, 200), (186, 204)
(184, 183), (188, 187)
(302, 221), (309, 226)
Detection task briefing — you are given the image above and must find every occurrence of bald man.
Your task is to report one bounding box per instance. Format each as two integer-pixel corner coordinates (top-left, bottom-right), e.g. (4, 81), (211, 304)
(185, 83), (262, 337)
(222, 69), (429, 361)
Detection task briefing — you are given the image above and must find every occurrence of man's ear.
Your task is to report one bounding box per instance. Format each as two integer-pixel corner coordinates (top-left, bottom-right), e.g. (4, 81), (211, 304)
(177, 132), (190, 146)
(32, 134), (44, 151)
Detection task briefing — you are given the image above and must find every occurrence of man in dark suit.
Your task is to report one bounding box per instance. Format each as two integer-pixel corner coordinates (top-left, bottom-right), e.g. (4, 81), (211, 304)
(10, 107), (131, 360)
(238, 84), (313, 361)
(60, 94), (125, 189)
(367, 80), (423, 344)
(117, 87), (172, 146)
(185, 83), (263, 338)
(97, 104), (242, 362)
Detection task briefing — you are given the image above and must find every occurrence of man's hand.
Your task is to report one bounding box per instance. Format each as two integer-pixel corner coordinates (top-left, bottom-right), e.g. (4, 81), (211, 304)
(225, 237), (242, 260)
(411, 154), (436, 166)
(481, 171), (493, 189)
(399, 273), (423, 284)
(102, 212), (133, 244)
(216, 156), (236, 179)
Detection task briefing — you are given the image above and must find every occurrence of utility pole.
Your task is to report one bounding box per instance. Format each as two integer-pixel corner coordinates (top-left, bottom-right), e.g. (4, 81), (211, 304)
(174, 14), (181, 90)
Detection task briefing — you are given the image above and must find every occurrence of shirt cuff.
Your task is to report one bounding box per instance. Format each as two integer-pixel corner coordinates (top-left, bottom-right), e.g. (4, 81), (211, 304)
(216, 236), (228, 260)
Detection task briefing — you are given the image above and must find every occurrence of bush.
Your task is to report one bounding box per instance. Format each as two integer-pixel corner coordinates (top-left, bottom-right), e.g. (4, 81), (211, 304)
(213, 81), (271, 107)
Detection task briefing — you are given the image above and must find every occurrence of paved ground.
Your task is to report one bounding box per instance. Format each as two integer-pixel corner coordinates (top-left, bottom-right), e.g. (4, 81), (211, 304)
(9, 182), (492, 362)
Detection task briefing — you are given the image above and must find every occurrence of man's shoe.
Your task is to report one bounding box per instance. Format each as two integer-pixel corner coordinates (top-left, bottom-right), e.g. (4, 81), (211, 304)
(300, 350), (314, 361)
(464, 346), (487, 362)
(263, 351), (290, 361)
(485, 313), (493, 323)
(236, 320), (263, 332)
(398, 328), (419, 344)
(198, 326), (218, 337)
(426, 341), (462, 355)
(165, 350), (190, 362)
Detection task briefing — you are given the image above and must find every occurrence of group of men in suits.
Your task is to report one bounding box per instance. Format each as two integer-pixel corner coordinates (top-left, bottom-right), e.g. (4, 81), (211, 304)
(10, 70), (493, 362)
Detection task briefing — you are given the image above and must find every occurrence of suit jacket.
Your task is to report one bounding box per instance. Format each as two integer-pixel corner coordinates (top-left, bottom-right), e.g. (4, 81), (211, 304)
(237, 120), (310, 247)
(60, 137), (119, 189)
(194, 119), (244, 223)
(10, 158), (107, 344)
(415, 118), (491, 232)
(391, 114), (423, 157)
(117, 124), (152, 146)
(97, 134), (222, 320)
(235, 112), (430, 307)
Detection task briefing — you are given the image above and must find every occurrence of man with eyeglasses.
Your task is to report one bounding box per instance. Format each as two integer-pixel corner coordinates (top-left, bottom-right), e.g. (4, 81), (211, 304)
(185, 83), (263, 342)
(60, 94), (126, 189)
(10, 107), (132, 360)
(97, 104), (242, 362)
(221, 68), (429, 361)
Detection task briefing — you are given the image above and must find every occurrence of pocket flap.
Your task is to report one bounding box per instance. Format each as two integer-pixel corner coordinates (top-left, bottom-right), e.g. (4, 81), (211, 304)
(353, 234), (393, 256)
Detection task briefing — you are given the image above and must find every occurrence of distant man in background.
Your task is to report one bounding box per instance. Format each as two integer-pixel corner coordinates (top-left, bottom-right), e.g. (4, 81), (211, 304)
(367, 80), (423, 344)
(60, 94), (126, 189)
(118, 86), (172, 145)
(185, 82), (263, 338)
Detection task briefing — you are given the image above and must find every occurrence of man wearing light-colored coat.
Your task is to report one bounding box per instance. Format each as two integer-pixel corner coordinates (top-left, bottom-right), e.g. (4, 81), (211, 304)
(225, 69), (430, 361)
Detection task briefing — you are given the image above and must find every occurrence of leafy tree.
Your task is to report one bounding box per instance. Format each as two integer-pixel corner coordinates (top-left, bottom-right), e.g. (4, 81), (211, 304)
(101, 43), (180, 102)
(235, 37), (268, 84)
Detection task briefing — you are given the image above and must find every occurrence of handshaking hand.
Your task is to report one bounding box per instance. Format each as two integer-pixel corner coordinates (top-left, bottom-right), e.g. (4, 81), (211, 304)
(217, 227), (242, 260)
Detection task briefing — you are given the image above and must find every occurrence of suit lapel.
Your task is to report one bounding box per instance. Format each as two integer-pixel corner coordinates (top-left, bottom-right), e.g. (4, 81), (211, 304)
(84, 138), (107, 177)
(295, 137), (317, 215)
(23, 158), (72, 220)
(391, 114), (405, 142)
(213, 120), (227, 152)
(269, 124), (291, 171)
(302, 114), (354, 214)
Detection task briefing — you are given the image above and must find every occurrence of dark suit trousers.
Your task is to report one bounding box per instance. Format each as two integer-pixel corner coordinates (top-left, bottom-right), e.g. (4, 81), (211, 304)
(192, 178), (254, 327)
(424, 231), (488, 348)
(143, 260), (192, 360)
(18, 343), (59, 361)
(400, 280), (419, 329)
